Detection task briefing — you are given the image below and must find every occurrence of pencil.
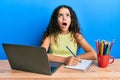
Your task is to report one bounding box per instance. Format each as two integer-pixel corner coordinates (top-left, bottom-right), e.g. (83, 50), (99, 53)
(100, 41), (104, 55)
(66, 46), (76, 57)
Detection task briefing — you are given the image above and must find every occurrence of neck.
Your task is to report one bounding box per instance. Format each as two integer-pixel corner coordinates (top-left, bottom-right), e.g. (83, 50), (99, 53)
(60, 31), (69, 35)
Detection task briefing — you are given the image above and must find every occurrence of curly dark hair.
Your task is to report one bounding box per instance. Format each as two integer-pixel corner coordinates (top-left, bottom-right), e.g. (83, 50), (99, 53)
(41, 5), (81, 44)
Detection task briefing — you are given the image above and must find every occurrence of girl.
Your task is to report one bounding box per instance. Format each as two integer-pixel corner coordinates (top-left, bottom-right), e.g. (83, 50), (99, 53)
(41, 5), (97, 66)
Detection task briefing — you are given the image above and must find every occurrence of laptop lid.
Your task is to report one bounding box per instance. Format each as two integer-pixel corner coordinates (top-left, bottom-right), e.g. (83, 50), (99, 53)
(2, 43), (61, 75)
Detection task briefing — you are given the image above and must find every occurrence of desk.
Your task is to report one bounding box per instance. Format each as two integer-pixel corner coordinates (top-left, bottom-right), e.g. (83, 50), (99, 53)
(0, 59), (120, 80)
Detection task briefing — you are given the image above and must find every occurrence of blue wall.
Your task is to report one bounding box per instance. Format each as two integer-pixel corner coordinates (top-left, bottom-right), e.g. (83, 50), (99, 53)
(0, 0), (120, 59)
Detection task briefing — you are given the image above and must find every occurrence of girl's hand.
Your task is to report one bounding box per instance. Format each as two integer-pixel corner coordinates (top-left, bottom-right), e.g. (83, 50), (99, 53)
(64, 56), (81, 66)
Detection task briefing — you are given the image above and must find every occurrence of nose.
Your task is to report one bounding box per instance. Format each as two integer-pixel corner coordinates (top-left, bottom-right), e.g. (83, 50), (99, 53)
(63, 15), (67, 20)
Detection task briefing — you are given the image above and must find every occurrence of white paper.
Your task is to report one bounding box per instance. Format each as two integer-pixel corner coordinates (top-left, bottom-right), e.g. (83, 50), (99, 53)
(65, 60), (93, 71)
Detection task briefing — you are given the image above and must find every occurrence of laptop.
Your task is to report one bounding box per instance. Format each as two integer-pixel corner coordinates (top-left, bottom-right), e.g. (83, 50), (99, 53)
(2, 43), (61, 75)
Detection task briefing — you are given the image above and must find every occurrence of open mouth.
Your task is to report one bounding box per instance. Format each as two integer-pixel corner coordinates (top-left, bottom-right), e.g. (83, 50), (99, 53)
(62, 22), (67, 26)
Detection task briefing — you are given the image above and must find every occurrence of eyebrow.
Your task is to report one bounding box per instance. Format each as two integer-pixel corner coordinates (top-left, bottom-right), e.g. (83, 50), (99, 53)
(58, 13), (70, 15)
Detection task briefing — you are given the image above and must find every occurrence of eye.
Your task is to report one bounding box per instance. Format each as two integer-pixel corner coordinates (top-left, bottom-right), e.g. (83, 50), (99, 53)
(58, 14), (63, 17)
(66, 14), (71, 17)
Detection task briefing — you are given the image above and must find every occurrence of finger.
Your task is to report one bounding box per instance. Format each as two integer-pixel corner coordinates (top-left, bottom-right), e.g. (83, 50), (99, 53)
(67, 57), (80, 65)
(71, 61), (79, 66)
(68, 60), (77, 66)
(75, 57), (83, 62)
(74, 57), (81, 62)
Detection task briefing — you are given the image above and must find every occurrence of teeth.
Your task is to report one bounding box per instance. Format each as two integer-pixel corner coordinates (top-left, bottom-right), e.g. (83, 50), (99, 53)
(62, 23), (67, 26)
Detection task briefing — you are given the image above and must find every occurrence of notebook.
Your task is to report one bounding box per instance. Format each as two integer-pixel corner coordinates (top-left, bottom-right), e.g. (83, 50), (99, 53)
(65, 60), (93, 71)
(2, 43), (61, 75)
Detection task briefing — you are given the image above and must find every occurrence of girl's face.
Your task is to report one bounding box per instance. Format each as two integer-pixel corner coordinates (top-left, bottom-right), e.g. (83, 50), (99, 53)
(57, 7), (71, 34)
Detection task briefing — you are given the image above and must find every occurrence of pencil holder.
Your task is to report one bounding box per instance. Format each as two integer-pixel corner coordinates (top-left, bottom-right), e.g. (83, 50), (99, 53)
(97, 54), (114, 68)
(95, 39), (115, 68)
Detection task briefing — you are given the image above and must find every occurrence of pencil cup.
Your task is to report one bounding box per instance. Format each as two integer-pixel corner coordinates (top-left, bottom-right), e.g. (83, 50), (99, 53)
(97, 54), (114, 68)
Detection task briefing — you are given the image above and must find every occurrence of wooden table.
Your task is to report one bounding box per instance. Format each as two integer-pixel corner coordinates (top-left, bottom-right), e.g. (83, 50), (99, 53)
(0, 59), (120, 80)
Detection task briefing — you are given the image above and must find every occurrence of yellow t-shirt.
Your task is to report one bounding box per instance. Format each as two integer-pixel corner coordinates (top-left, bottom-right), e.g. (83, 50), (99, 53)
(49, 32), (77, 57)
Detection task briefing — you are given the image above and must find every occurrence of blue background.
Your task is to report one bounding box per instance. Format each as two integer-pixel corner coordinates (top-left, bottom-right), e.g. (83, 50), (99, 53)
(0, 0), (120, 59)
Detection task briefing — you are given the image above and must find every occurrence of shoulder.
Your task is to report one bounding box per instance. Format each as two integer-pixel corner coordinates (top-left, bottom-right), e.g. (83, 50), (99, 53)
(43, 35), (51, 43)
(45, 35), (55, 42)
(75, 33), (83, 39)
(75, 33), (84, 43)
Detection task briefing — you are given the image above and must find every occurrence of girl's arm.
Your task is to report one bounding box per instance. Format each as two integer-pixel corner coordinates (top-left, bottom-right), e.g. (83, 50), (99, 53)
(75, 33), (97, 60)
